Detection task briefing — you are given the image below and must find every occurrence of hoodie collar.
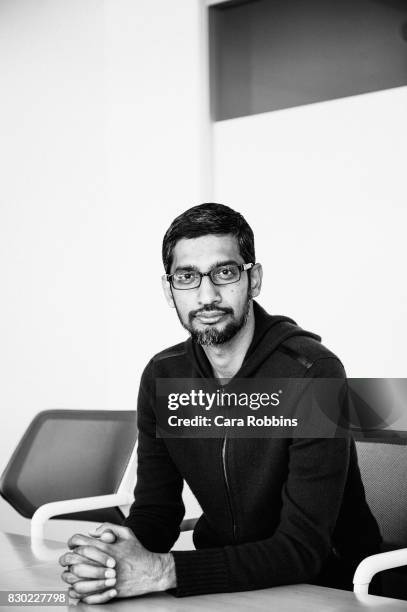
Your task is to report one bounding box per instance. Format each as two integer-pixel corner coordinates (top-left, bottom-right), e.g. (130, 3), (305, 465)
(186, 300), (320, 379)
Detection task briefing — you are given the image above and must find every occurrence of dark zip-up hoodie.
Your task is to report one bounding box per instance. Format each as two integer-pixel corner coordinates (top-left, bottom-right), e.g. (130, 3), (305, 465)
(124, 301), (382, 596)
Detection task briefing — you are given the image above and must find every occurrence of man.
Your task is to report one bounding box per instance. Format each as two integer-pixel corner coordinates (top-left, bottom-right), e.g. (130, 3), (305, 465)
(59, 203), (381, 604)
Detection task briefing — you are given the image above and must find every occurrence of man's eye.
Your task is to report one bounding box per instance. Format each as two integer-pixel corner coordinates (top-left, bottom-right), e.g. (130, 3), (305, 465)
(176, 272), (194, 281)
(219, 268), (232, 276)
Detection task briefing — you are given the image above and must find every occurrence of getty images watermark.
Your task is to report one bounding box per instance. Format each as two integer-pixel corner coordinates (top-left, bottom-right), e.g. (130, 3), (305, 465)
(154, 378), (407, 438)
(167, 388), (291, 429)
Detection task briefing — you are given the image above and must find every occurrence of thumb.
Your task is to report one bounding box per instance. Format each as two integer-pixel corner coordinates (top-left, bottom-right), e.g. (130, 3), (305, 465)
(88, 522), (133, 541)
(100, 531), (116, 543)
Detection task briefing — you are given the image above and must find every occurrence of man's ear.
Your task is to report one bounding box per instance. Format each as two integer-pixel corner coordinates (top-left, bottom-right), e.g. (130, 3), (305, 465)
(162, 275), (176, 308)
(250, 263), (263, 298)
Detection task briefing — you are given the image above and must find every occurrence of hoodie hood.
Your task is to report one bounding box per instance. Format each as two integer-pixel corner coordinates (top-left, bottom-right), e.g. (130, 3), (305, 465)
(186, 300), (321, 379)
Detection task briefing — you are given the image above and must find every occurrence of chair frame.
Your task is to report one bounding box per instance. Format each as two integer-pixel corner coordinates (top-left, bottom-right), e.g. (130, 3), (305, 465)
(31, 436), (139, 540)
(352, 428), (407, 595)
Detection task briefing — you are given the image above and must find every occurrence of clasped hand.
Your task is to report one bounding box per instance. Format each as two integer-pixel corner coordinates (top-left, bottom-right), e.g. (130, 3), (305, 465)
(59, 523), (175, 605)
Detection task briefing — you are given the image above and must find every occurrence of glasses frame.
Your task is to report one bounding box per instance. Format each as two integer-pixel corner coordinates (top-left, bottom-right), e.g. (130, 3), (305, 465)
(164, 262), (254, 291)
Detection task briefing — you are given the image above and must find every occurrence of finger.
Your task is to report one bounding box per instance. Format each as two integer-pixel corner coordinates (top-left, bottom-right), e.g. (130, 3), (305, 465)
(68, 588), (81, 600)
(88, 525), (117, 543)
(68, 533), (109, 550)
(70, 545), (116, 568)
(61, 571), (82, 585)
(95, 531), (117, 544)
(71, 579), (116, 595)
(59, 551), (103, 568)
(100, 531), (117, 543)
(70, 563), (116, 580)
(81, 589), (117, 605)
(88, 522), (115, 536)
(89, 522), (132, 540)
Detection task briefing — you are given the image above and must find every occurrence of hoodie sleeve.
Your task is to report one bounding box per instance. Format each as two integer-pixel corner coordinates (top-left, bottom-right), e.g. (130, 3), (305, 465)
(171, 357), (354, 596)
(123, 361), (185, 552)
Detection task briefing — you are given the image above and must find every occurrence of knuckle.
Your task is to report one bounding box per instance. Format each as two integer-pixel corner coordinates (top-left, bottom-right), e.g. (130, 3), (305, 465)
(58, 554), (67, 566)
(66, 573), (78, 584)
(68, 534), (82, 548)
(61, 571), (77, 585)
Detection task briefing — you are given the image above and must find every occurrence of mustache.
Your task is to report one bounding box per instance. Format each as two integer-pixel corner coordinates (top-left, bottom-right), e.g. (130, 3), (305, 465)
(189, 304), (234, 322)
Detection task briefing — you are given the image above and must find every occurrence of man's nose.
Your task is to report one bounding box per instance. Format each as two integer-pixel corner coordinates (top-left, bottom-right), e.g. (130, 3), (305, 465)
(197, 275), (221, 305)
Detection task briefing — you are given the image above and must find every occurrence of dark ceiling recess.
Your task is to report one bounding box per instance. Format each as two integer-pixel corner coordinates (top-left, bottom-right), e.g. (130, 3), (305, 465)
(210, 0), (407, 120)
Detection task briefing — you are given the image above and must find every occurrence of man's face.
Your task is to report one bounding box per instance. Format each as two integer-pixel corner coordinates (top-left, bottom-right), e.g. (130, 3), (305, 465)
(163, 234), (255, 346)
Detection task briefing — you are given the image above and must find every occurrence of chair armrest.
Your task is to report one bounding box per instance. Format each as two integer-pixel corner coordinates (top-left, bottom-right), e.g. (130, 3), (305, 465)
(31, 492), (134, 540)
(353, 548), (407, 594)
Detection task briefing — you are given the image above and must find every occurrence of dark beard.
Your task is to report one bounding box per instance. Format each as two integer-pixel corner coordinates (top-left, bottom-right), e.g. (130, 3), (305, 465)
(190, 317), (248, 346)
(180, 290), (252, 346)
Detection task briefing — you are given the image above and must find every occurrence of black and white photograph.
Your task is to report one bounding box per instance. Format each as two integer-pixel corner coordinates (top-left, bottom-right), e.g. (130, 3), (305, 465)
(1, 0), (407, 610)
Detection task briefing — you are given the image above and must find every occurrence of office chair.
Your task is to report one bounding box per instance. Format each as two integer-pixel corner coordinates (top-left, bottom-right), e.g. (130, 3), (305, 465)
(0, 410), (139, 540)
(352, 429), (407, 599)
(0, 409), (197, 543)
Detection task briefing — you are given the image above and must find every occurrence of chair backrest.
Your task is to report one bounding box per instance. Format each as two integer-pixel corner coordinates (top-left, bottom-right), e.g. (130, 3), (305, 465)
(354, 429), (407, 549)
(0, 409), (137, 524)
(354, 429), (407, 600)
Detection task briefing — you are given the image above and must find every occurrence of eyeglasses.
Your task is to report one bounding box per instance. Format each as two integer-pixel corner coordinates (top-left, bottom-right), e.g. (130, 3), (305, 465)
(164, 263), (254, 290)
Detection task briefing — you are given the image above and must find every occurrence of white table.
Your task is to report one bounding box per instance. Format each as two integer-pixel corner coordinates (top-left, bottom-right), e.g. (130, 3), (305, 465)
(0, 532), (406, 611)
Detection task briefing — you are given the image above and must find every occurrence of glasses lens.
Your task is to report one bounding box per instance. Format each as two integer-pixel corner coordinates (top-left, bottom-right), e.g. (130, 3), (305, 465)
(172, 270), (200, 289)
(211, 264), (240, 285)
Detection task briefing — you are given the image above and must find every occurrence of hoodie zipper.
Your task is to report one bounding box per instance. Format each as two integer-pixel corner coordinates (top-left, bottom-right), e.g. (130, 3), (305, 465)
(221, 433), (237, 541)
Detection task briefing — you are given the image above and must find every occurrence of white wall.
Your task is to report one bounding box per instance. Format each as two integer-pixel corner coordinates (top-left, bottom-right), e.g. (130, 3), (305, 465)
(213, 87), (407, 380)
(104, 0), (210, 411)
(0, 0), (204, 538)
(0, 0), (108, 536)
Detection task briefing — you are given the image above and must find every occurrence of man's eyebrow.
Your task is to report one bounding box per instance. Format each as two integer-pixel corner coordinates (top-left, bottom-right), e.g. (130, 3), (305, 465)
(174, 260), (239, 272)
(211, 260), (240, 268)
(173, 264), (199, 272)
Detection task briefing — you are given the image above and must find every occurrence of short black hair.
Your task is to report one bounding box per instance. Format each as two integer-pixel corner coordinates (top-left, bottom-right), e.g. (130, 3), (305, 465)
(162, 203), (255, 273)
